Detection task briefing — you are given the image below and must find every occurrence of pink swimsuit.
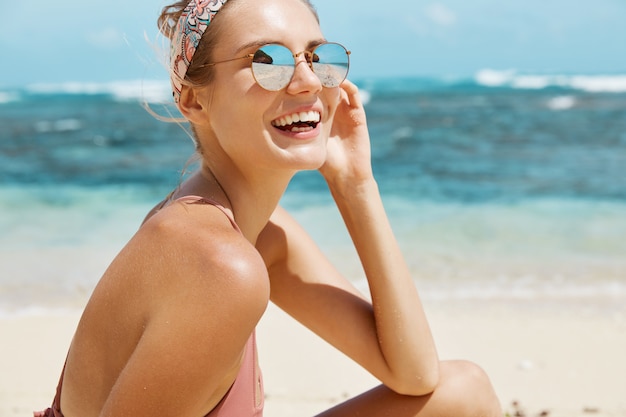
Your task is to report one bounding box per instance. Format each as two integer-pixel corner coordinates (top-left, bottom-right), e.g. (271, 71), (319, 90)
(36, 196), (264, 417)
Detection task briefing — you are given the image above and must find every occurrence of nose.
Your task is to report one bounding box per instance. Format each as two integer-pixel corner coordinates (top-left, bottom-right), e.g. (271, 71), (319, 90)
(286, 51), (322, 95)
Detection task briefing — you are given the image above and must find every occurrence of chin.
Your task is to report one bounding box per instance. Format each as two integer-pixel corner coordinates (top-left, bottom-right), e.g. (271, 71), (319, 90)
(281, 146), (328, 172)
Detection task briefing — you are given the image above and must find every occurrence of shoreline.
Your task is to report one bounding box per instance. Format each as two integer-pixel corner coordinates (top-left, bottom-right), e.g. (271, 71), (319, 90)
(3, 298), (625, 417)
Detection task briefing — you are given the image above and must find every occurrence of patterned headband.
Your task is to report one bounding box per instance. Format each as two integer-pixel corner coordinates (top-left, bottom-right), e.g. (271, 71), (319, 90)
(170, 0), (229, 105)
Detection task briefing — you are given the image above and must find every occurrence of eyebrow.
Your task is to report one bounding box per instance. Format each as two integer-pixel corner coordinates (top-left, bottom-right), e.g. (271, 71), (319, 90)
(234, 38), (328, 54)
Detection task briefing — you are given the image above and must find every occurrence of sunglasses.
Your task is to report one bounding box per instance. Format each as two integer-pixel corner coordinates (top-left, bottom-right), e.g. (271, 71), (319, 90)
(201, 42), (351, 91)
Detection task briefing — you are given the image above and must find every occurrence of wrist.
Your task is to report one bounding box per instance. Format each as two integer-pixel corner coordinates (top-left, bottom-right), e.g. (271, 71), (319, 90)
(327, 176), (379, 203)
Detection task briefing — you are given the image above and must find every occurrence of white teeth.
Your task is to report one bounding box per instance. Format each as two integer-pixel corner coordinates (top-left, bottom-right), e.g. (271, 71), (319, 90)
(272, 111), (321, 128)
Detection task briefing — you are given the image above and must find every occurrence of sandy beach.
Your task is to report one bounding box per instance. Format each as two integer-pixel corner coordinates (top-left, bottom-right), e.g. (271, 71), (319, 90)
(3, 199), (624, 416)
(2, 295), (625, 417)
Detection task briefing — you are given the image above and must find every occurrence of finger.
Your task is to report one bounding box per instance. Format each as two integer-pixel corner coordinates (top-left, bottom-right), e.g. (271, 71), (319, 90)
(340, 80), (361, 108)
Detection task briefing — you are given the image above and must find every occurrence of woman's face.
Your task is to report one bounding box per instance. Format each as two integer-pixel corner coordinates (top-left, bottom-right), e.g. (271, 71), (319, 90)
(196, 0), (342, 176)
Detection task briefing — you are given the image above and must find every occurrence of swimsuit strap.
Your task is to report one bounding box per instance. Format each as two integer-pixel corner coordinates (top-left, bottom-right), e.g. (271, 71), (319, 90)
(174, 195), (242, 234)
(34, 362), (65, 416)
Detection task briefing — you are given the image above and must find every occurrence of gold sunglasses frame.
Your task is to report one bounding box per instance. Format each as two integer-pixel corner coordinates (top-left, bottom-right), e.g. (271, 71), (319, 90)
(198, 42), (351, 90)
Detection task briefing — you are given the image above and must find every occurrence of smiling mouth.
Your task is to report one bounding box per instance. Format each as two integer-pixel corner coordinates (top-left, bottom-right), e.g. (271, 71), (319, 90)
(271, 111), (321, 133)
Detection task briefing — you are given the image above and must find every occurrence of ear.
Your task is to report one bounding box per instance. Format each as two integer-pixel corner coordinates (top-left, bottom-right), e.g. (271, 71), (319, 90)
(177, 85), (212, 125)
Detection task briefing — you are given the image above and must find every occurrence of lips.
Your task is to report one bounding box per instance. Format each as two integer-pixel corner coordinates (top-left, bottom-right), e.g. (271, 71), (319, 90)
(271, 111), (321, 133)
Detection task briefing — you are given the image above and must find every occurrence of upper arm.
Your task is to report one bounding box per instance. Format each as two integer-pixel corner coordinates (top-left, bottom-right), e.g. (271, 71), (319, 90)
(256, 206), (391, 379)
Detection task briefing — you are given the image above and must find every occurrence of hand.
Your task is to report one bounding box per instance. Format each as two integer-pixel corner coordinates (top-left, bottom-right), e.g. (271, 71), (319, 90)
(319, 80), (373, 188)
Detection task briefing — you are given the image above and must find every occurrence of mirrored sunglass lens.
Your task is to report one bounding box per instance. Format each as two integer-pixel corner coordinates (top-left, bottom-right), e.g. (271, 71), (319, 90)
(251, 44), (295, 91)
(311, 43), (349, 88)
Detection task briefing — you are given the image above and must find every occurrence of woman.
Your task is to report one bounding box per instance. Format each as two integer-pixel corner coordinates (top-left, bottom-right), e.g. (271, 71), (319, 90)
(37, 0), (502, 415)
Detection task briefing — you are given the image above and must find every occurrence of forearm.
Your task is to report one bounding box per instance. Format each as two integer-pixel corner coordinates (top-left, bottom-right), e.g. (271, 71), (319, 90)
(328, 177), (439, 393)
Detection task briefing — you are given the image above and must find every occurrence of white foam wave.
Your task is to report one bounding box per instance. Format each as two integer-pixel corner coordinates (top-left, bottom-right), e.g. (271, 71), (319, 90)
(107, 80), (173, 103)
(0, 91), (20, 104)
(34, 118), (83, 133)
(475, 69), (626, 93)
(569, 75), (626, 93)
(422, 280), (626, 302)
(546, 95), (577, 111)
(358, 89), (371, 105)
(0, 306), (81, 319)
(25, 79), (173, 103)
(475, 69), (517, 87)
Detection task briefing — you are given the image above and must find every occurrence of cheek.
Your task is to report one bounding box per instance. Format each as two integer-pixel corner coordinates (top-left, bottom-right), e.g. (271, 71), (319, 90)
(329, 86), (342, 107)
(210, 82), (263, 131)
(324, 87), (342, 124)
(206, 87), (272, 154)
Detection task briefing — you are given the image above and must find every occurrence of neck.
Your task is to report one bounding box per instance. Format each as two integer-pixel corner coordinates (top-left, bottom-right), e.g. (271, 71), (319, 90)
(178, 163), (294, 244)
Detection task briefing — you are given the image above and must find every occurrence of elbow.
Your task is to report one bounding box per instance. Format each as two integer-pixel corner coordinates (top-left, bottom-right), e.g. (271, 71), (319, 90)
(387, 365), (440, 397)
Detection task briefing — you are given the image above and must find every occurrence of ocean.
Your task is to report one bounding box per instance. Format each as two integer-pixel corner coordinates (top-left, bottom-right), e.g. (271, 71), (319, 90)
(1, 71), (625, 315)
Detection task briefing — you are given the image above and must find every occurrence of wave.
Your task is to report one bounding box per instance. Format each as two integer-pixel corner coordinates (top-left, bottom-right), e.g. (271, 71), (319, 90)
(19, 79), (173, 103)
(5, 71), (626, 104)
(0, 91), (22, 104)
(33, 118), (83, 133)
(545, 95), (577, 110)
(475, 69), (626, 93)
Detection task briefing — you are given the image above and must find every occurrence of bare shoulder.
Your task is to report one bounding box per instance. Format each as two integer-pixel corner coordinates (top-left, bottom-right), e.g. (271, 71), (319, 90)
(65, 201), (272, 416)
(128, 200), (270, 316)
(64, 200), (271, 415)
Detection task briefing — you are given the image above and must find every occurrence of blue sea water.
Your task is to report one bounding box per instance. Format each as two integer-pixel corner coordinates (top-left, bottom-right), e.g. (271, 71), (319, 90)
(1, 72), (626, 314)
